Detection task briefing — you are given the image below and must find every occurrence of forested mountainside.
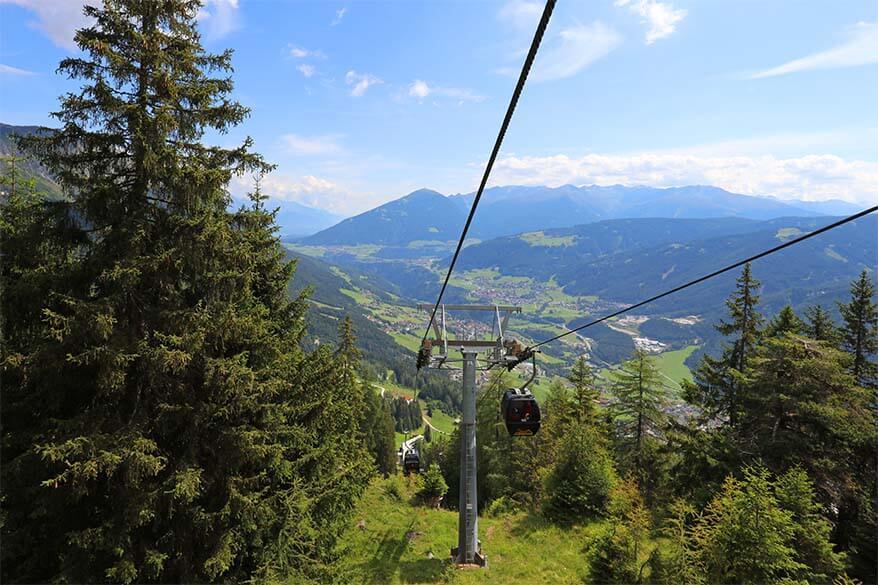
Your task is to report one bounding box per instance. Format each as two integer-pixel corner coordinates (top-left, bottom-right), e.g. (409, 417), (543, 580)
(285, 252), (463, 413)
(0, 123), (63, 198)
(456, 215), (877, 316)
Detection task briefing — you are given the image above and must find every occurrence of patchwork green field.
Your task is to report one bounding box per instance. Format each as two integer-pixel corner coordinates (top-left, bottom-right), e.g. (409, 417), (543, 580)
(652, 345), (698, 392)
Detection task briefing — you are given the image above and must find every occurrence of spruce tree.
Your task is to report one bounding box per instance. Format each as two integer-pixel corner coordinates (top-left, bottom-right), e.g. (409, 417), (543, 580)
(804, 305), (839, 344)
(697, 467), (804, 584)
(2, 1), (371, 582)
(335, 315), (362, 390)
(568, 356), (600, 423)
(360, 386), (396, 477)
(610, 349), (666, 467)
(686, 263), (763, 426)
(838, 270), (878, 386)
(766, 305), (804, 337)
(737, 334), (871, 508)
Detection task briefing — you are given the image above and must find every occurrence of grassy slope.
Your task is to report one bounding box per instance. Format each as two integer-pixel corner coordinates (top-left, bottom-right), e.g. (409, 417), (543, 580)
(337, 476), (605, 584)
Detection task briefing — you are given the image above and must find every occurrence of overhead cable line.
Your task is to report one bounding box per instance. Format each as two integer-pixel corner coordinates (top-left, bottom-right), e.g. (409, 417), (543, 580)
(527, 205), (878, 350)
(421, 0), (557, 345)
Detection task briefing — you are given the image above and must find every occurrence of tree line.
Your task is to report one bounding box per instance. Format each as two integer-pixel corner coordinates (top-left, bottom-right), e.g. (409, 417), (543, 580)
(423, 264), (877, 583)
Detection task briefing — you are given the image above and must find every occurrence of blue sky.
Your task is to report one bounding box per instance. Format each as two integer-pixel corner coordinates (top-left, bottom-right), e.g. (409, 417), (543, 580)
(1, 0), (877, 216)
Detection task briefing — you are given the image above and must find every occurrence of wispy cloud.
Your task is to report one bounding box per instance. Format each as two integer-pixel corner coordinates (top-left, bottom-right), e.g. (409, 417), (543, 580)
(749, 21), (878, 79)
(0, 63), (37, 76)
(498, 0), (541, 30)
(615, 0), (687, 44)
(407, 80), (486, 103)
(0, 0), (94, 50)
(288, 44), (327, 59)
(296, 64), (315, 78)
(488, 151), (878, 204)
(281, 134), (344, 155)
(331, 7), (347, 26)
(345, 70), (382, 96)
(196, 0), (241, 40)
(497, 3), (622, 82)
(531, 22), (623, 81)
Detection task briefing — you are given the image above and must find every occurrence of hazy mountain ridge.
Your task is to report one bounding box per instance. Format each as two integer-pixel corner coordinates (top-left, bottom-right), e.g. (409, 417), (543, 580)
(303, 184), (866, 246)
(273, 200), (343, 239)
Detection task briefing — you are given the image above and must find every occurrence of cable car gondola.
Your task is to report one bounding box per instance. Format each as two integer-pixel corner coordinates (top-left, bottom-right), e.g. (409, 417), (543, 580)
(500, 347), (542, 436)
(501, 388), (541, 436)
(403, 450), (421, 475)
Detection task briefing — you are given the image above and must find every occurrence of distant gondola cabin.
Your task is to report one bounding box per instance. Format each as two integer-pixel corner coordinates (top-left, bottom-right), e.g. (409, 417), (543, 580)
(403, 451), (420, 475)
(501, 388), (541, 436)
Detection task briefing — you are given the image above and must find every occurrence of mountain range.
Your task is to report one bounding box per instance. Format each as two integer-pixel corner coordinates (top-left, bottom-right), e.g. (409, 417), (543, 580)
(303, 185), (865, 246)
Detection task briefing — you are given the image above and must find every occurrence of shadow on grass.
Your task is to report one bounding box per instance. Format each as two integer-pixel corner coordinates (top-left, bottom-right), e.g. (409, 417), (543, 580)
(361, 521), (451, 584)
(363, 524), (411, 585)
(398, 557), (450, 584)
(508, 510), (557, 537)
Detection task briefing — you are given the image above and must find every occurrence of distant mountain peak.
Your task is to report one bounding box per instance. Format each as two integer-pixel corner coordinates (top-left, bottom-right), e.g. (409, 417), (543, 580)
(403, 188), (446, 200)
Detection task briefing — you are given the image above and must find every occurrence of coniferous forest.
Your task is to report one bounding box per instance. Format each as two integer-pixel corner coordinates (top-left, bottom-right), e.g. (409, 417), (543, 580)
(1, 1), (877, 584)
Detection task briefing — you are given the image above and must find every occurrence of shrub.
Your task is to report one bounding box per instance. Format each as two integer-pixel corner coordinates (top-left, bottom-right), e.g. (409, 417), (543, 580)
(486, 495), (523, 517)
(417, 464), (448, 508)
(384, 476), (405, 501)
(542, 427), (617, 522)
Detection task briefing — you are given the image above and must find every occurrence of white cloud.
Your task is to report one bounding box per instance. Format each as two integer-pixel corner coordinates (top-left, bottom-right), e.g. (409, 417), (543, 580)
(288, 45), (326, 59)
(331, 7), (347, 26)
(232, 173), (352, 214)
(749, 21), (878, 79)
(0, 0), (94, 50)
(531, 22), (623, 81)
(196, 0), (240, 40)
(296, 63), (315, 78)
(0, 63), (36, 76)
(409, 80), (431, 99)
(281, 134), (343, 155)
(406, 79), (486, 103)
(345, 70), (382, 96)
(0, 0), (240, 48)
(615, 0), (687, 44)
(488, 151), (878, 204)
(498, 0), (542, 30)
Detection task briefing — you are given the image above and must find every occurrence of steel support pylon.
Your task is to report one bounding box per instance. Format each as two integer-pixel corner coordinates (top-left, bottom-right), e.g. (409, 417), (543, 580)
(451, 351), (487, 566)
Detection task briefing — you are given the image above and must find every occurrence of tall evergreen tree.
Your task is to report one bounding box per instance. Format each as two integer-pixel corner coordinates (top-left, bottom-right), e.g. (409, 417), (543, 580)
(804, 305), (839, 344)
(568, 356), (600, 423)
(838, 270), (878, 386)
(610, 349), (666, 468)
(335, 315), (362, 390)
(736, 335), (871, 503)
(1, 2), (370, 582)
(685, 263), (763, 426)
(837, 270), (878, 582)
(360, 386), (396, 477)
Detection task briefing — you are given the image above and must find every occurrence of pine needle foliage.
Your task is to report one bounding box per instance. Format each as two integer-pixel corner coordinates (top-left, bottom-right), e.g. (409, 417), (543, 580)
(838, 270), (878, 386)
(1, 1), (371, 582)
